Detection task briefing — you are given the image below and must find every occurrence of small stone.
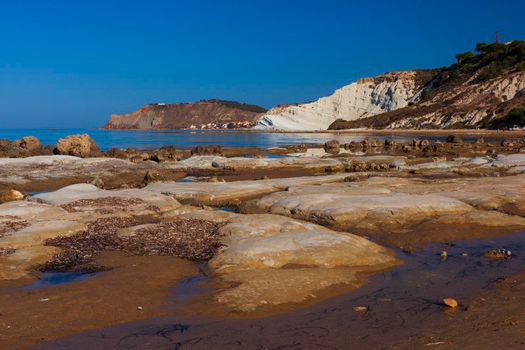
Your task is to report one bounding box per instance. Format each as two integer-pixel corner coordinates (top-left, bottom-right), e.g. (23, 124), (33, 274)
(483, 248), (512, 260)
(353, 306), (368, 312)
(39, 298), (49, 302)
(90, 176), (105, 188)
(137, 306), (143, 310)
(442, 298), (458, 308)
(440, 251), (448, 259)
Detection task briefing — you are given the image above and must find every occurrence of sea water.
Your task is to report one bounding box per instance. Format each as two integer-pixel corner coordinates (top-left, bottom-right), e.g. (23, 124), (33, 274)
(0, 128), (478, 151)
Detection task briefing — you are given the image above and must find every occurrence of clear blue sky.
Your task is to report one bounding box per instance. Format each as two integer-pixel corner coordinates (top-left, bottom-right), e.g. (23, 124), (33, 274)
(1, 0), (524, 128)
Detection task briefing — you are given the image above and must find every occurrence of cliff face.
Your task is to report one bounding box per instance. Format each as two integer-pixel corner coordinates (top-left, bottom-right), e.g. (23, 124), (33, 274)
(254, 70), (436, 131)
(255, 41), (525, 131)
(329, 41), (525, 130)
(104, 100), (266, 130)
(329, 70), (525, 130)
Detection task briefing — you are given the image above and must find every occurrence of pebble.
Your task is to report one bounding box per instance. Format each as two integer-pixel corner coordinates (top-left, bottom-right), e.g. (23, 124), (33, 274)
(442, 298), (458, 308)
(483, 248), (512, 260)
(440, 251), (448, 259)
(137, 306), (143, 310)
(353, 306), (368, 312)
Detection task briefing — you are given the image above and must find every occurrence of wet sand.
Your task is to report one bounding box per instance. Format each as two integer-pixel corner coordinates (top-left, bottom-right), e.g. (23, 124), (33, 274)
(34, 231), (525, 350)
(0, 253), (198, 349)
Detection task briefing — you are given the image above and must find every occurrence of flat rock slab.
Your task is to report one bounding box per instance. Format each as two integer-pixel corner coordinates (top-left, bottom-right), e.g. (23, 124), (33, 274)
(215, 267), (362, 312)
(248, 174), (525, 236)
(33, 184), (180, 212)
(0, 201), (68, 221)
(161, 208), (396, 311)
(210, 213), (395, 310)
(490, 154), (525, 168)
(146, 174), (348, 206)
(171, 155), (344, 171)
(0, 155), (183, 190)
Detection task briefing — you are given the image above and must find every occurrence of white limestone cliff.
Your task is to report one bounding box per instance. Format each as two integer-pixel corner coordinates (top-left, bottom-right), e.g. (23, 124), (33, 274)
(254, 71), (431, 131)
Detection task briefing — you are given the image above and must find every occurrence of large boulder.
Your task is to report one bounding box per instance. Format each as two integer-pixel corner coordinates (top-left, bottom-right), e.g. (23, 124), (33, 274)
(0, 189), (25, 203)
(55, 134), (101, 158)
(14, 136), (42, 152)
(323, 140), (340, 154)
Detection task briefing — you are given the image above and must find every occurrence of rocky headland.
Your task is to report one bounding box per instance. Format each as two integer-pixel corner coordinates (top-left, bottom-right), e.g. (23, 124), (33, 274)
(103, 100), (267, 130)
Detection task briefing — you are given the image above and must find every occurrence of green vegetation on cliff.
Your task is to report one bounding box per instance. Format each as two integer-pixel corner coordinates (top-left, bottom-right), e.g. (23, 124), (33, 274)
(433, 40), (525, 88)
(488, 107), (525, 129)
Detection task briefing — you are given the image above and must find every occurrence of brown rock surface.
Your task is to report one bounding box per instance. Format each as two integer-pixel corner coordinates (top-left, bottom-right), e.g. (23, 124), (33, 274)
(54, 134), (101, 158)
(14, 136), (42, 151)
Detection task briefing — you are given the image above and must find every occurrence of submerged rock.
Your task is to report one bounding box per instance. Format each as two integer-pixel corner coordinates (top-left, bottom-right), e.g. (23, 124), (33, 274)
(204, 213), (396, 311)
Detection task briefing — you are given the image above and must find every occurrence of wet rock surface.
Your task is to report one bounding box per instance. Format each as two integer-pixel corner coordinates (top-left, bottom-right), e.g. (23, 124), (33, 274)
(35, 231), (525, 350)
(1, 135), (525, 348)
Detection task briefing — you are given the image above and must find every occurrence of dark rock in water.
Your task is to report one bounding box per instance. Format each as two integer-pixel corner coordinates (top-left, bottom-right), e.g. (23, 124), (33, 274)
(150, 146), (183, 162)
(475, 136), (485, 144)
(501, 139), (514, 147)
(384, 139), (397, 148)
(191, 145), (222, 156)
(54, 134), (101, 158)
(362, 138), (378, 148)
(324, 140), (340, 154)
(446, 135), (462, 144)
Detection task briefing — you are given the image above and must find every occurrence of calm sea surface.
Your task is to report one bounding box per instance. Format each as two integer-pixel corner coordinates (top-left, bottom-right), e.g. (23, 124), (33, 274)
(0, 128), (479, 151)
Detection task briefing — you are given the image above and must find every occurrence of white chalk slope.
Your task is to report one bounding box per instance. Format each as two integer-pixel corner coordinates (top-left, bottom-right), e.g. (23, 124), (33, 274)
(254, 71), (428, 131)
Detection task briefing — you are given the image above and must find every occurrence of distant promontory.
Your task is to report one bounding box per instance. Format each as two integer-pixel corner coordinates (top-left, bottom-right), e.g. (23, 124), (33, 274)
(103, 99), (267, 130)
